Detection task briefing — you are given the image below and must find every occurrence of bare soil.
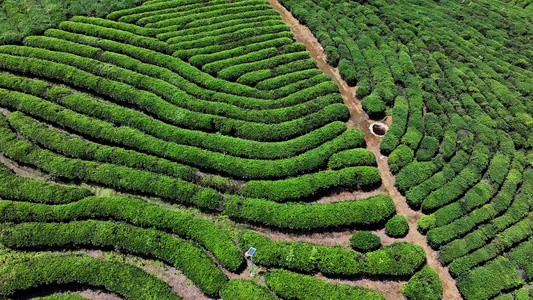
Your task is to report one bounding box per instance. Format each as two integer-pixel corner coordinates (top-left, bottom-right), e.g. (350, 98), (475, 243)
(0, 154), (49, 180)
(267, 0), (462, 299)
(78, 290), (123, 300)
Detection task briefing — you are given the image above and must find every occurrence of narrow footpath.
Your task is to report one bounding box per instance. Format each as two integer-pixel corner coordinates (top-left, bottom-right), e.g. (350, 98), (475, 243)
(267, 0), (462, 299)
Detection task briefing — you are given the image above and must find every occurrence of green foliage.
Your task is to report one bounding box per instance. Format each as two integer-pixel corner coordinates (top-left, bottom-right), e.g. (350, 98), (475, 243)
(362, 93), (386, 119)
(0, 220), (227, 295)
(0, 196), (243, 271)
(0, 116), (223, 210)
(0, 0), (147, 45)
(509, 238), (533, 281)
(338, 59), (357, 86)
(457, 257), (524, 300)
(415, 136), (439, 161)
(350, 231), (381, 252)
(449, 214), (533, 277)
(0, 163), (91, 204)
(225, 194), (395, 229)
(0, 71), (345, 161)
(439, 187), (531, 265)
(380, 96), (409, 154)
(238, 166), (380, 201)
(401, 267), (443, 300)
(395, 162), (438, 192)
(265, 269), (385, 300)
(0, 255), (182, 299)
(0, 87), (353, 180)
(328, 148), (376, 169)
(221, 280), (278, 300)
(385, 215), (409, 237)
(239, 230), (426, 276)
(388, 145), (414, 173)
(406, 166), (455, 209)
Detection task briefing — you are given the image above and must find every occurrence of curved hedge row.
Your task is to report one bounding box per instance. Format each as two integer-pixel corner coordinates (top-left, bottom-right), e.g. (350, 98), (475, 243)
(189, 37), (293, 68)
(18, 41), (318, 119)
(456, 257), (524, 300)
(0, 52), (348, 142)
(0, 163), (92, 204)
(0, 116), (223, 210)
(70, 16), (157, 37)
(144, 4), (273, 29)
(448, 213), (533, 277)
(0, 254), (182, 299)
(265, 269), (386, 300)
(256, 69), (322, 90)
(0, 88), (354, 180)
(168, 24), (290, 51)
(167, 18), (286, 45)
(0, 71), (345, 161)
(53, 21), (273, 99)
(327, 148), (376, 170)
(406, 166), (456, 208)
(220, 280), (278, 300)
(162, 9), (281, 34)
(0, 196), (243, 271)
(9, 111), (197, 182)
(239, 230), (426, 276)
(268, 74), (331, 99)
(107, 0), (202, 20)
(387, 145), (414, 173)
(379, 96), (409, 154)
(159, 14), (284, 40)
(217, 52), (310, 81)
(421, 144), (490, 213)
(237, 59), (318, 86)
(395, 161), (439, 192)
(118, 1), (229, 25)
(237, 165), (377, 201)
(225, 193), (394, 229)
(418, 180), (496, 234)
(424, 168), (521, 247)
(22, 36), (333, 114)
(202, 47), (279, 74)
(137, 1), (269, 27)
(0, 220), (227, 295)
(173, 31), (293, 59)
(439, 191), (532, 265)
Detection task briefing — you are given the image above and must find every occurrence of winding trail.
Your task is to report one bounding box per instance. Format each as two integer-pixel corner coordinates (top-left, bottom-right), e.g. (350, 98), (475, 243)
(267, 0), (462, 299)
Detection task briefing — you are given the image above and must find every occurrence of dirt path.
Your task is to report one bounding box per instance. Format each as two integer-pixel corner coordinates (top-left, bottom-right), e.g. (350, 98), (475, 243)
(78, 289), (123, 300)
(267, 0), (461, 299)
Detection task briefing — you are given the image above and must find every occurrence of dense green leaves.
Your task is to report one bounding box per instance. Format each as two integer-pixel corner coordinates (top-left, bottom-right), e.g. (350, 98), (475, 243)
(402, 267), (443, 300)
(265, 269), (385, 300)
(0, 196), (243, 271)
(226, 194), (395, 229)
(0, 255), (182, 299)
(0, 220), (227, 295)
(350, 231), (381, 252)
(239, 230), (426, 276)
(221, 280), (278, 300)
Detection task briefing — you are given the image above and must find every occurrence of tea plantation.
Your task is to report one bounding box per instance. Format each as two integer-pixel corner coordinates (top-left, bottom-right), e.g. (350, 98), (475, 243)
(0, 0), (531, 299)
(278, 0), (533, 299)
